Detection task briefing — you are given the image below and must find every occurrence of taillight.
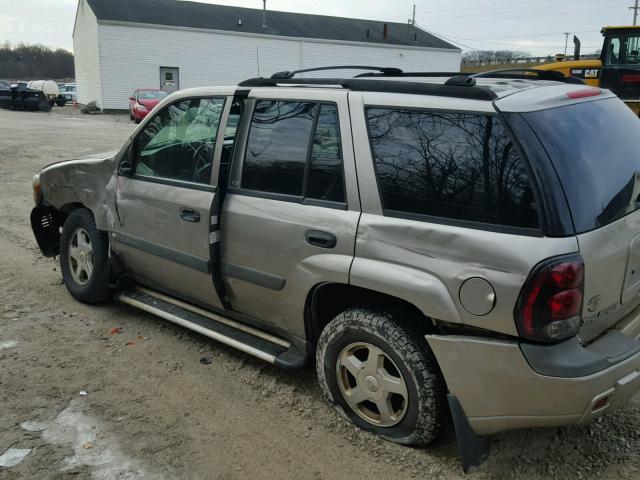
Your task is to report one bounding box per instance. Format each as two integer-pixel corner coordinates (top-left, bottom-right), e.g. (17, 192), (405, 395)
(515, 254), (584, 342)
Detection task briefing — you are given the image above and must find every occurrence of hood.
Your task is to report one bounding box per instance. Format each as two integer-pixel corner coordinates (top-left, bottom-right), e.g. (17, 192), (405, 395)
(41, 151), (118, 173)
(537, 59), (602, 71)
(138, 98), (161, 109)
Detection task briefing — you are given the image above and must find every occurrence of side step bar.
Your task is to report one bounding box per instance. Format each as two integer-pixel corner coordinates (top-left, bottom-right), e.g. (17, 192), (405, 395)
(118, 288), (306, 370)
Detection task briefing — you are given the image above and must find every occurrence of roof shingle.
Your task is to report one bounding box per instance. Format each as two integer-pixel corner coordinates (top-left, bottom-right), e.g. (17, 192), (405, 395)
(86, 0), (459, 50)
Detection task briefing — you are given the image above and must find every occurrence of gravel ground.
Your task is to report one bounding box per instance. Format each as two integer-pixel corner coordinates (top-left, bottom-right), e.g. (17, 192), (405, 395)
(1, 106), (639, 480)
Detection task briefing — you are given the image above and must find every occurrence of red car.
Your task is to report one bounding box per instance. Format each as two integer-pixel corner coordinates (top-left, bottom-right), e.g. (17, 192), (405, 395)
(128, 89), (168, 123)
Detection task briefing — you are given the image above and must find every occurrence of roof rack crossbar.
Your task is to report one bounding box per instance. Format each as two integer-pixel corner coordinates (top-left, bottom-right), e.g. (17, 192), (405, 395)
(271, 65), (403, 79)
(470, 68), (584, 84)
(354, 71), (466, 78)
(237, 77), (497, 101)
(353, 68), (585, 85)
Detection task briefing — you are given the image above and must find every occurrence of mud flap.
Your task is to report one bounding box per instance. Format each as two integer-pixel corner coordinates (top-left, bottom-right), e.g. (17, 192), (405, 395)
(448, 394), (490, 473)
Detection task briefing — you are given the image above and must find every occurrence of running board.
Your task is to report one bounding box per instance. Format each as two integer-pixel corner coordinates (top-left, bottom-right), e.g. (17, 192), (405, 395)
(118, 288), (306, 370)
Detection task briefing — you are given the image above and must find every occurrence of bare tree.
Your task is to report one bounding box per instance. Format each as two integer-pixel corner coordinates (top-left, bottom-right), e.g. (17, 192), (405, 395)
(0, 41), (74, 80)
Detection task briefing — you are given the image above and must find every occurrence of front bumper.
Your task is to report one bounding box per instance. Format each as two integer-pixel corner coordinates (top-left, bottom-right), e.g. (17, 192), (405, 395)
(427, 330), (640, 436)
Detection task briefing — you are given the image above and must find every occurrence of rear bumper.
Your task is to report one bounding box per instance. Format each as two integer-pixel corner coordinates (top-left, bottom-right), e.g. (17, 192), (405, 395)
(426, 330), (640, 436)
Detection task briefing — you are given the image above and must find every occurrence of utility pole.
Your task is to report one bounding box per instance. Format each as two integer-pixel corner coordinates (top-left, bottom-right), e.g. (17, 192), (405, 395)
(411, 4), (416, 27)
(563, 32), (570, 56)
(631, 0), (640, 26)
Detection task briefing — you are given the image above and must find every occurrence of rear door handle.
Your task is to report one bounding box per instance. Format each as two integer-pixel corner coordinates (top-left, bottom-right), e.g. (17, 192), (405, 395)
(305, 230), (337, 249)
(179, 207), (201, 223)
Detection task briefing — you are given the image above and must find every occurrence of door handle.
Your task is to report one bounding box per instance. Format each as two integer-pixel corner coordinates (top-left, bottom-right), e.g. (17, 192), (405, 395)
(179, 207), (201, 223)
(305, 230), (337, 249)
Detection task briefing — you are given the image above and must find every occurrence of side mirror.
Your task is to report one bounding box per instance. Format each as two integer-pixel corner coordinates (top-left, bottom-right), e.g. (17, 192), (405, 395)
(128, 96), (135, 101)
(118, 160), (133, 176)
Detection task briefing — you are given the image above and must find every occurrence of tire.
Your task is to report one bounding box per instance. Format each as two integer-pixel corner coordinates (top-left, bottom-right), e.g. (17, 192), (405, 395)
(129, 112), (134, 121)
(316, 307), (448, 446)
(59, 209), (111, 303)
(56, 97), (66, 107)
(134, 118), (141, 124)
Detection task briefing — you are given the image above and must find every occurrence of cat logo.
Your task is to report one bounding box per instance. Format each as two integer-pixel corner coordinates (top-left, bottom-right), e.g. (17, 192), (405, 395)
(570, 68), (600, 79)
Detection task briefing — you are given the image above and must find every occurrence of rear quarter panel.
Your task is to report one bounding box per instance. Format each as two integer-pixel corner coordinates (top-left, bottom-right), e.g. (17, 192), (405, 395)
(348, 91), (580, 335)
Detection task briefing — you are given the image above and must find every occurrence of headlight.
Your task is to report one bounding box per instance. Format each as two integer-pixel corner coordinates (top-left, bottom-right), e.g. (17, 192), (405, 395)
(135, 103), (147, 111)
(32, 174), (41, 205)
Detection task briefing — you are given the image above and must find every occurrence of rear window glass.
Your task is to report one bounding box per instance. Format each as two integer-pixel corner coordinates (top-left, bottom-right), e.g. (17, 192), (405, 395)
(367, 108), (539, 230)
(523, 98), (640, 233)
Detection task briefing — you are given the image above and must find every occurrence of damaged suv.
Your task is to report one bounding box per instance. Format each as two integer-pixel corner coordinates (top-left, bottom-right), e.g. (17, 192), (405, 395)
(31, 67), (640, 470)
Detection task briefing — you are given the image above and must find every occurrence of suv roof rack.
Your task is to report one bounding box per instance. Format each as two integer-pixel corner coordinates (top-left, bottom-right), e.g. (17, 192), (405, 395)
(357, 68), (585, 85)
(237, 77), (498, 101)
(270, 65), (404, 79)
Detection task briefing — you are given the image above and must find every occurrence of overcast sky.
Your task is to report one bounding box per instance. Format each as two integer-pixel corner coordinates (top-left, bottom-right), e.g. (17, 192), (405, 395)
(0, 0), (635, 56)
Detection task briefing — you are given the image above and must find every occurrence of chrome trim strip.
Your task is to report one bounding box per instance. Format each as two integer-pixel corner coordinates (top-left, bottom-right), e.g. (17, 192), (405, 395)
(222, 263), (286, 290)
(111, 231), (210, 273)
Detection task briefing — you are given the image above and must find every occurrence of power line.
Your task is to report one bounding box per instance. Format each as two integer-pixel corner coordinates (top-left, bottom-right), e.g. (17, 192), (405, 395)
(414, 22), (480, 51)
(417, 3), (622, 26)
(415, 0), (618, 17)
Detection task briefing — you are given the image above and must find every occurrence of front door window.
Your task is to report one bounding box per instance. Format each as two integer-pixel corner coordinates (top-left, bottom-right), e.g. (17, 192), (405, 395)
(135, 97), (225, 185)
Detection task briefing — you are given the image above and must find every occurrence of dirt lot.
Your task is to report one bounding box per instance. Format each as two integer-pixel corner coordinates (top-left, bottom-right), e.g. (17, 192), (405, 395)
(0, 106), (639, 480)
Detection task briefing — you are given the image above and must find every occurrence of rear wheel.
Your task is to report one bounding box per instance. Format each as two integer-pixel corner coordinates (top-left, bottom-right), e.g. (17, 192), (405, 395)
(316, 307), (448, 446)
(59, 209), (111, 303)
(56, 97), (66, 107)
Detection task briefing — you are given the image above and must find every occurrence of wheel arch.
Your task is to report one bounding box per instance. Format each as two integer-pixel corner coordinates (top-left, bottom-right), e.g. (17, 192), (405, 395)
(305, 282), (438, 345)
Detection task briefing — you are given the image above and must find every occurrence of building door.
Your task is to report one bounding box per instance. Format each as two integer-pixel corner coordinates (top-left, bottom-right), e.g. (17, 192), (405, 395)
(160, 67), (180, 92)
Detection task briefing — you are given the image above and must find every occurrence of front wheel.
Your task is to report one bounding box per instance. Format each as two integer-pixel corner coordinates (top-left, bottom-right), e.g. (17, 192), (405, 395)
(316, 308), (448, 446)
(59, 209), (111, 303)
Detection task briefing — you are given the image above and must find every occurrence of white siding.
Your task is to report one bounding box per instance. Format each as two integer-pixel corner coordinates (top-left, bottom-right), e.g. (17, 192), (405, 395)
(301, 42), (461, 77)
(96, 23), (461, 110)
(72, 0), (102, 107)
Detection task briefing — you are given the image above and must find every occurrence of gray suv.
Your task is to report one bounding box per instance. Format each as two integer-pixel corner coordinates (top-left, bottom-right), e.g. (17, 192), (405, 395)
(30, 67), (640, 471)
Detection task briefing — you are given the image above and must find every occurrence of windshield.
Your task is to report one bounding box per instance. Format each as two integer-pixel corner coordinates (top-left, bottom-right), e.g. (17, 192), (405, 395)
(138, 90), (167, 100)
(523, 98), (640, 233)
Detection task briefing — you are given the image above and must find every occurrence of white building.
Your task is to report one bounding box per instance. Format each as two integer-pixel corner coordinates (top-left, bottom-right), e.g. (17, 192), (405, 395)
(73, 0), (461, 110)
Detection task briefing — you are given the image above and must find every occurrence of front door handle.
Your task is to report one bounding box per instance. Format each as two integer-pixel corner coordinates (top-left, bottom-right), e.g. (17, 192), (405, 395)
(305, 230), (337, 249)
(179, 207), (201, 223)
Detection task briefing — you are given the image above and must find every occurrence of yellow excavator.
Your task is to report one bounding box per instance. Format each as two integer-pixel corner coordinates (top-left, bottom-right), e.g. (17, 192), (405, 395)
(538, 26), (640, 114)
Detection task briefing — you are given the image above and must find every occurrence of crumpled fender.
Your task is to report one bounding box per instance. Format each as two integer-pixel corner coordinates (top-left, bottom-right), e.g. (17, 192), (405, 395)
(39, 151), (119, 231)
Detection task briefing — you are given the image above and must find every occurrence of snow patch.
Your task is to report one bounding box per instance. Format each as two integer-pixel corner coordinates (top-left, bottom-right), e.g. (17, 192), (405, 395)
(0, 340), (18, 350)
(21, 401), (153, 479)
(0, 448), (31, 467)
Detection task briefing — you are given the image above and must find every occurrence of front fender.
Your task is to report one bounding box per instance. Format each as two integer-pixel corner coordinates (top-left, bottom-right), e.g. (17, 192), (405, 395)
(39, 152), (118, 230)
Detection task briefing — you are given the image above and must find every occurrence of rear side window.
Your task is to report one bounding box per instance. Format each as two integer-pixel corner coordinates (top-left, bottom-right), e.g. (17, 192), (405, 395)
(241, 100), (345, 203)
(367, 108), (539, 230)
